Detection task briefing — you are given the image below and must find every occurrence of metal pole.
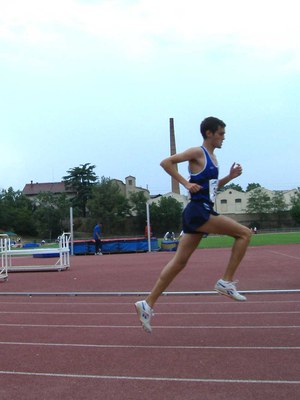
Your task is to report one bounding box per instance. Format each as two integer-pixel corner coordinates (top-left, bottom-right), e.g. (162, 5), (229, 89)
(146, 201), (151, 252)
(70, 207), (74, 256)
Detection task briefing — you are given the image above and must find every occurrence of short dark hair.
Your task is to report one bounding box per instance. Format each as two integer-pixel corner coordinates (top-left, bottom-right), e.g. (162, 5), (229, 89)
(200, 116), (226, 138)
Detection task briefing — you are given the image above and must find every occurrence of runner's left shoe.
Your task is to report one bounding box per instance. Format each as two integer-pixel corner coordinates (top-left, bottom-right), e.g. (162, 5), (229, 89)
(134, 300), (154, 333)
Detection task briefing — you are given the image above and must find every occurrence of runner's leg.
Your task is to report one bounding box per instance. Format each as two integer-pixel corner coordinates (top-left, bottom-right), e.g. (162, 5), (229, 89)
(199, 214), (251, 281)
(146, 233), (203, 308)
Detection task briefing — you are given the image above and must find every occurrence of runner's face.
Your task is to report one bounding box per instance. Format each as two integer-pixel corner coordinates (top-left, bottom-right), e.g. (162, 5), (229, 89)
(212, 127), (225, 148)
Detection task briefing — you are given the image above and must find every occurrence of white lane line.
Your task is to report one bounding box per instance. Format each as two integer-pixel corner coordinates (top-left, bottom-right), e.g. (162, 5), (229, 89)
(267, 250), (300, 260)
(0, 300), (300, 306)
(0, 311), (299, 315)
(0, 323), (299, 329)
(0, 341), (299, 350)
(0, 370), (299, 384)
(0, 311), (300, 315)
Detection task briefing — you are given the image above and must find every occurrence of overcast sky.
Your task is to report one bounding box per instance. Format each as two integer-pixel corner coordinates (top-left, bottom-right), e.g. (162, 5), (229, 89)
(1, 0), (299, 196)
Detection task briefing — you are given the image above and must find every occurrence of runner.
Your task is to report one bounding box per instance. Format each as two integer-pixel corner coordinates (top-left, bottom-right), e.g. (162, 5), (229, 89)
(135, 116), (252, 333)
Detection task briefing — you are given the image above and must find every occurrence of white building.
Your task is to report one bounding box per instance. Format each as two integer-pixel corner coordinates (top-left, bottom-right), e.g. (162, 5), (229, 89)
(148, 192), (189, 208)
(216, 187), (299, 215)
(149, 187), (300, 215)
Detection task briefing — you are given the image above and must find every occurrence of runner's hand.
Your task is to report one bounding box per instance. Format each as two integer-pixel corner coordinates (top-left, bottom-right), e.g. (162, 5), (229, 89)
(229, 162), (242, 178)
(186, 182), (202, 193)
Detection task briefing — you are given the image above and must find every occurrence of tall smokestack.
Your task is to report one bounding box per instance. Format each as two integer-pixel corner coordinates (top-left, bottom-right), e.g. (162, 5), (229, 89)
(169, 118), (180, 194)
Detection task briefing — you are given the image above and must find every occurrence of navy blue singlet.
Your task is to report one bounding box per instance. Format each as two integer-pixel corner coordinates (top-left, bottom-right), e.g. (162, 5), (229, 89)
(189, 146), (219, 205)
(182, 146), (219, 233)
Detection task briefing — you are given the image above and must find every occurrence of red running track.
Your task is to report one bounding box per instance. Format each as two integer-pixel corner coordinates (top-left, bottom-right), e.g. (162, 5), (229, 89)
(0, 244), (299, 399)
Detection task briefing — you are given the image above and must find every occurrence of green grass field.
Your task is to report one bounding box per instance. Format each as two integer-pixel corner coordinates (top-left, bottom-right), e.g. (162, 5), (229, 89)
(198, 232), (300, 249)
(6, 232), (300, 252)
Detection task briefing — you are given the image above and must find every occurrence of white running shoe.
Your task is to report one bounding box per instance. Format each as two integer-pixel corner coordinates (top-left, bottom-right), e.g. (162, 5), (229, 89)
(215, 279), (247, 301)
(135, 300), (153, 333)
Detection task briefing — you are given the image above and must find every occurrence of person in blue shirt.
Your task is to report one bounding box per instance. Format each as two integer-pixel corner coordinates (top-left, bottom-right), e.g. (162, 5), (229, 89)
(135, 116), (252, 333)
(93, 222), (103, 255)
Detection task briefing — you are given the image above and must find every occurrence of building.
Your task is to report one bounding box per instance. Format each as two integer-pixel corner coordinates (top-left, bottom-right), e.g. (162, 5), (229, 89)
(148, 192), (189, 208)
(22, 177), (149, 201)
(22, 179), (299, 216)
(215, 187), (299, 215)
(112, 176), (150, 200)
(148, 187), (299, 213)
(22, 181), (75, 200)
(148, 186), (299, 229)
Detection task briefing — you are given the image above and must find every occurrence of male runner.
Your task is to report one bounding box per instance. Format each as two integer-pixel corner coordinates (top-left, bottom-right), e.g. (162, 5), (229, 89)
(135, 116), (252, 333)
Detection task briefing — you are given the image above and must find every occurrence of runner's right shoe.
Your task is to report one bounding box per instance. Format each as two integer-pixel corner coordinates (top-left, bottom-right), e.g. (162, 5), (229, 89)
(215, 279), (247, 301)
(135, 300), (153, 333)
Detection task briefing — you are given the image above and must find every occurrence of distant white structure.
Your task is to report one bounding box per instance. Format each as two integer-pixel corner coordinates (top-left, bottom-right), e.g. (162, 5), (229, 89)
(148, 187), (299, 215)
(148, 192), (189, 208)
(216, 188), (299, 215)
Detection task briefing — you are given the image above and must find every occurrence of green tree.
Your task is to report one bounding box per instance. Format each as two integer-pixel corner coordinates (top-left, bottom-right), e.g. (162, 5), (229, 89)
(220, 183), (243, 192)
(33, 192), (69, 239)
(271, 191), (288, 227)
(63, 163), (98, 217)
(150, 196), (183, 236)
(246, 183), (261, 192)
(0, 187), (36, 235)
(55, 193), (72, 229)
(129, 191), (148, 234)
(87, 177), (131, 235)
(290, 189), (300, 225)
(246, 187), (272, 226)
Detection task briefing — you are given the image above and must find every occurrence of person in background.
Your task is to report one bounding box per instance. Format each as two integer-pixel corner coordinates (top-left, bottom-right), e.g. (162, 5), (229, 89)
(144, 224), (153, 238)
(93, 222), (103, 255)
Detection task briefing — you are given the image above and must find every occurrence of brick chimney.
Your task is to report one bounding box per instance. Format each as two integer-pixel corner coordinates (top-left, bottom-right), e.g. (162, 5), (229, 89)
(169, 118), (180, 194)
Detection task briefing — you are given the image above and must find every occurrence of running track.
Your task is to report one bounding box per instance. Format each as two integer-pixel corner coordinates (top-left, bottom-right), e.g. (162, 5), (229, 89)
(0, 244), (299, 399)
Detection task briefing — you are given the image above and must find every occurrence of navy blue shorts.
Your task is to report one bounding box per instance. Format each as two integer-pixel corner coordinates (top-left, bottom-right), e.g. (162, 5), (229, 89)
(182, 201), (219, 234)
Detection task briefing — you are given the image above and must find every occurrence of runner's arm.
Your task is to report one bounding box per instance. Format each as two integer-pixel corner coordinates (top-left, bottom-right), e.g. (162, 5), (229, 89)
(218, 162), (242, 188)
(160, 147), (203, 193)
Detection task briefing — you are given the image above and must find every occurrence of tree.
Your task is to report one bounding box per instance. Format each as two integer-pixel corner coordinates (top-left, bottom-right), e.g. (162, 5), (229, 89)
(149, 196), (183, 236)
(290, 189), (300, 225)
(87, 177), (131, 235)
(246, 187), (272, 226)
(129, 191), (148, 234)
(55, 193), (72, 229)
(246, 183), (261, 192)
(63, 163), (98, 217)
(220, 183), (243, 192)
(271, 191), (288, 227)
(33, 192), (70, 239)
(0, 187), (36, 235)
(290, 189), (300, 206)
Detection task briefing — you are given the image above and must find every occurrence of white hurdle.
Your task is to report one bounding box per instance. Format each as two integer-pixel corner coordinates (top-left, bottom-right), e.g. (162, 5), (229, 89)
(0, 232), (71, 275)
(0, 234), (9, 281)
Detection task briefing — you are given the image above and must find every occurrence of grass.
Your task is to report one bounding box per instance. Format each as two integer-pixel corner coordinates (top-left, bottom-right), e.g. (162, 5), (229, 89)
(6, 232), (300, 252)
(198, 232), (300, 249)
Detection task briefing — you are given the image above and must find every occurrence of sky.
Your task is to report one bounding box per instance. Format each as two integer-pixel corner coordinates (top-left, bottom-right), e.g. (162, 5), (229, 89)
(1, 0), (299, 196)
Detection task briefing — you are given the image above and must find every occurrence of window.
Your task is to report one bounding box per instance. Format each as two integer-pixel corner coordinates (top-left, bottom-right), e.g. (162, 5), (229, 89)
(220, 199), (227, 212)
(235, 198), (242, 211)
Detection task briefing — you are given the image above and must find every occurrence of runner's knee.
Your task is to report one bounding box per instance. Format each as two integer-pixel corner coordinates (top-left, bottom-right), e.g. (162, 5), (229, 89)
(240, 226), (252, 243)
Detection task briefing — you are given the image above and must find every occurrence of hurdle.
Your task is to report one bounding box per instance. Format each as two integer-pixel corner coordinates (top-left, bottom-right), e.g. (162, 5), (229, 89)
(0, 234), (9, 281)
(0, 233), (71, 274)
